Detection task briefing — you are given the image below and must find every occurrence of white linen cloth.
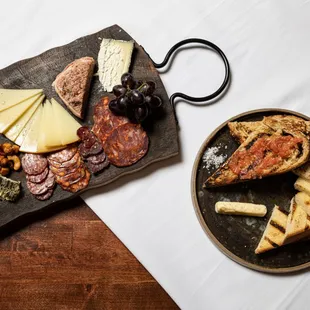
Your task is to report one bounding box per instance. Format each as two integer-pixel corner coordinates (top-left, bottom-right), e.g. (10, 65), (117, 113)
(1, 1), (310, 308)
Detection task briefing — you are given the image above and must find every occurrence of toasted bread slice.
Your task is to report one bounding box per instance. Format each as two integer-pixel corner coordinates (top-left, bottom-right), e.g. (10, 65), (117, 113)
(294, 162), (310, 180)
(53, 57), (95, 119)
(204, 125), (309, 188)
(284, 198), (310, 244)
(294, 177), (310, 196)
(294, 192), (310, 215)
(228, 115), (310, 144)
(255, 205), (288, 254)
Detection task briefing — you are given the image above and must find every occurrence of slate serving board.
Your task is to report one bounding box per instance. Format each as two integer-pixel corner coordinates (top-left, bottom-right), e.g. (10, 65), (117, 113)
(192, 109), (310, 273)
(0, 24), (179, 228)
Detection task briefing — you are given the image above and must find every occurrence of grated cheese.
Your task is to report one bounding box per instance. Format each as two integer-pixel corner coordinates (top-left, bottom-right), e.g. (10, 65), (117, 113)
(202, 146), (227, 170)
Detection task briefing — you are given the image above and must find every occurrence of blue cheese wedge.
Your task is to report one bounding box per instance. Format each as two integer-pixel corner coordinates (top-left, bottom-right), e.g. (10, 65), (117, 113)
(0, 175), (20, 201)
(97, 39), (134, 92)
(215, 201), (267, 217)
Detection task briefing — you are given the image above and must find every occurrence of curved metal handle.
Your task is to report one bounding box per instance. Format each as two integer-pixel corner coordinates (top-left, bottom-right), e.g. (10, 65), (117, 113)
(141, 38), (231, 125)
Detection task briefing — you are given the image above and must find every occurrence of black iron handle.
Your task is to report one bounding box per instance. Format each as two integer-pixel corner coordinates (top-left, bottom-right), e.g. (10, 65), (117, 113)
(141, 38), (230, 125)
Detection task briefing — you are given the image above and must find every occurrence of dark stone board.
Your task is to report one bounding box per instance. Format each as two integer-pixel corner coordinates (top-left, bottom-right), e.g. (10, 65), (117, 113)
(0, 25), (179, 228)
(192, 108), (310, 273)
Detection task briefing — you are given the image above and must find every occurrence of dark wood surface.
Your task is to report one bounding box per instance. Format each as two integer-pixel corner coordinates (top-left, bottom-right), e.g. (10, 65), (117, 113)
(0, 24), (179, 228)
(192, 108), (310, 273)
(0, 198), (178, 310)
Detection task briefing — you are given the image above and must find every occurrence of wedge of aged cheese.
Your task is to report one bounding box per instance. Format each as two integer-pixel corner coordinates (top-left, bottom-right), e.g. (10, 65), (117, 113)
(284, 198), (310, 244)
(50, 98), (80, 146)
(0, 94), (40, 133)
(255, 205), (288, 254)
(0, 89), (42, 112)
(98, 39), (134, 92)
(294, 177), (310, 196)
(40, 100), (63, 147)
(215, 201), (267, 217)
(3, 93), (44, 142)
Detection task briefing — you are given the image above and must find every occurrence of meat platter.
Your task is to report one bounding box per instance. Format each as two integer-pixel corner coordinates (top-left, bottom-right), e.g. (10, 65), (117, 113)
(0, 24), (179, 228)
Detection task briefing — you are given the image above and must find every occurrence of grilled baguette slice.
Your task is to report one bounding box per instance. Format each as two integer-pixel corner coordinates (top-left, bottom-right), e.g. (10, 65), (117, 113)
(204, 125), (309, 188)
(284, 198), (310, 244)
(255, 205), (288, 254)
(294, 177), (310, 196)
(294, 162), (310, 180)
(295, 192), (310, 215)
(228, 115), (310, 144)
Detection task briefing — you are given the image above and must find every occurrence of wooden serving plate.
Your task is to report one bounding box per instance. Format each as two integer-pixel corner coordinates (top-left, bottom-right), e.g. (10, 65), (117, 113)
(192, 108), (310, 273)
(0, 25), (179, 228)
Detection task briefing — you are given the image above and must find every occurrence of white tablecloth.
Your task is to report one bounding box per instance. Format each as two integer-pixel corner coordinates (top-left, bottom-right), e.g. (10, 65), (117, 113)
(2, 1), (310, 308)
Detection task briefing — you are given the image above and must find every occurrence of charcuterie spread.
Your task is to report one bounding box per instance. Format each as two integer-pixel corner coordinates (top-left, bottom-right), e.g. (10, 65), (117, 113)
(0, 33), (165, 203)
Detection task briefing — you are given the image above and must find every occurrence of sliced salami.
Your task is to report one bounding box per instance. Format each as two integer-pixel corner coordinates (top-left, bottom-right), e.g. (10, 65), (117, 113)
(47, 145), (78, 163)
(26, 167), (49, 183)
(92, 97), (129, 145)
(48, 152), (80, 169)
(55, 165), (86, 188)
(22, 154), (47, 175)
(35, 189), (53, 201)
(78, 141), (103, 158)
(49, 159), (81, 177)
(77, 126), (97, 148)
(104, 123), (149, 167)
(64, 170), (91, 193)
(86, 160), (109, 174)
(26, 170), (55, 195)
(87, 151), (106, 165)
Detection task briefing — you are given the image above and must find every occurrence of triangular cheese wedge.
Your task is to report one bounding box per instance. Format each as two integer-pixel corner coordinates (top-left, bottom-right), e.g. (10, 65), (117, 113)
(0, 94), (40, 133)
(0, 89), (42, 112)
(50, 98), (80, 146)
(3, 93), (44, 142)
(255, 205), (288, 254)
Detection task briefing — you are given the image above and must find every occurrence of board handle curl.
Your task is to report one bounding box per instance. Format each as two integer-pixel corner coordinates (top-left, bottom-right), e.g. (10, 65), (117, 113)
(141, 38), (230, 126)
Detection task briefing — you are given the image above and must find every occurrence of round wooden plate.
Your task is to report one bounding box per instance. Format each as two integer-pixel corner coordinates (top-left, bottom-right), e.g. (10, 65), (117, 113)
(191, 108), (310, 273)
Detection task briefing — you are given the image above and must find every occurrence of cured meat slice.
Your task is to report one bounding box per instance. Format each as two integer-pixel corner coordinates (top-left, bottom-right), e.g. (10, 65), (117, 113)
(47, 145), (77, 163)
(64, 170), (91, 193)
(78, 141), (103, 158)
(87, 160), (109, 174)
(26, 167), (49, 184)
(49, 159), (81, 177)
(55, 165), (86, 188)
(35, 189), (53, 201)
(26, 170), (55, 195)
(87, 152), (106, 165)
(77, 126), (97, 148)
(92, 97), (129, 145)
(22, 154), (47, 175)
(48, 152), (80, 169)
(104, 123), (149, 167)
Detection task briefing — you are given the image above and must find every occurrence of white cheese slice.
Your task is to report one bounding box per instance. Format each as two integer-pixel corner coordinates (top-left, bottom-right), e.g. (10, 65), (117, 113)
(50, 98), (80, 146)
(97, 39), (134, 92)
(4, 93), (44, 142)
(215, 201), (267, 217)
(0, 89), (43, 112)
(0, 95), (39, 133)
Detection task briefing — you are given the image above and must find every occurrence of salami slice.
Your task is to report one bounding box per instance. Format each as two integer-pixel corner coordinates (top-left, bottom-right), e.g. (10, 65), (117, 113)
(49, 159), (81, 177)
(35, 189), (53, 201)
(64, 170), (91, 193)
(78, 141), (103, 158)
(26, 167), (49, 183)
(87, 151), (106, 165)
(22, 154), (47, 175)
(26, 170), (55, 195)
(92, 97), (129, 145)
(48, 152), (80, 169)
(104, 123), (149, 167)
(86, 160), (109, 174)
(47, 145), (78, 163)
(55, 165), (86, 188)
(77, 126), (97, 148)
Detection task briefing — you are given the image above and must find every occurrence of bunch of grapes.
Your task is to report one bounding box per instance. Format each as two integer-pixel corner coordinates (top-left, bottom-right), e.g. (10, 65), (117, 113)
(109, 73), (162, 123)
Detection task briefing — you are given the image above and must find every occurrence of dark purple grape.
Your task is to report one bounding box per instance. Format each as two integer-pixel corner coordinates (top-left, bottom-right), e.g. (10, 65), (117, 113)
(145, 95), (162, 109)
(134, 104), (149, 123)
(121, 73), (136, 89)
(117, 96), (130, 114)
(113, 84), (127, 97)
(109, 99), (126, 116)
(140, 81), (156, 96)
(129, 90), (145, 105)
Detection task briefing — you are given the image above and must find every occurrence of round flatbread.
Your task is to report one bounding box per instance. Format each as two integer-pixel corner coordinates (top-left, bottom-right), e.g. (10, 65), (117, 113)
(22, 154), (47, 175)
(104, 123), (149, 167)
(26, 167), (49, 184)
(47, 145), (78, 163)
